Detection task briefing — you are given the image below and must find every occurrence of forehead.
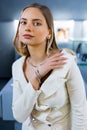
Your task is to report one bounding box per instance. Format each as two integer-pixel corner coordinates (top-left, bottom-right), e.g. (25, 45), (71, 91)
(21, 7), (45, 21)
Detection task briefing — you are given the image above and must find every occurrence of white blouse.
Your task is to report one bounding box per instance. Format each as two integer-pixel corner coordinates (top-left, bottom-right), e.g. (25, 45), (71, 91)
(12, 49), (87, 130)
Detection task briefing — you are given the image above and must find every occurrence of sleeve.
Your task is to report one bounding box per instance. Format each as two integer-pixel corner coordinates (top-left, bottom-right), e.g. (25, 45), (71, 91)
(66, 59), (87, 130)
(12, 62), (41, 123)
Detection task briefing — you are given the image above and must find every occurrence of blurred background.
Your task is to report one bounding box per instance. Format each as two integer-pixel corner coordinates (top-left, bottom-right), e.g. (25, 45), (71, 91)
(0, 0), (87, 130)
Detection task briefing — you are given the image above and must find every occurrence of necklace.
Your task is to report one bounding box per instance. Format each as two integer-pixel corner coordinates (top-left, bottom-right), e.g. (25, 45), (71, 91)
(29, 61), (38, 68)
(28, 59), (43, 68)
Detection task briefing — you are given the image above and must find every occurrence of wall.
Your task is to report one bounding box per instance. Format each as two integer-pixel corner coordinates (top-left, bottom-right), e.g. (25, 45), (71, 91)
(0, 21), (16, 78)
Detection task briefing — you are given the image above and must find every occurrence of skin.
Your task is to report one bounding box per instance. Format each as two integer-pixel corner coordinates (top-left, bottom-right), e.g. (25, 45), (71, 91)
(18, 7), (67, 90)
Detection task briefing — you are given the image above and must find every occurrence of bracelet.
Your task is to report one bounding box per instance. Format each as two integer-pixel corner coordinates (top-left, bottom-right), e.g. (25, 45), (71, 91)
(35, 69), (41, 84)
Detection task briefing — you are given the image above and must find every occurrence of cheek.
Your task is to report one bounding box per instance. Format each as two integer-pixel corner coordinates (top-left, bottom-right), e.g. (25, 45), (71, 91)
(36, 29), (48, 39)
(18, 26), (24, 35)
(18, 28), (22, 36)
(18, 28), (24, 42)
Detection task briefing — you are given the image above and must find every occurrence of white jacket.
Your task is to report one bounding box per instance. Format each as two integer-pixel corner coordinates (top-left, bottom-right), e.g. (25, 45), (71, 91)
(12, 49), (87, 130)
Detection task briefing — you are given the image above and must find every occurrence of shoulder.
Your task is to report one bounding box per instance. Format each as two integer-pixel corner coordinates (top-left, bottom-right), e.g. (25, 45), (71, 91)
(63, 48), (76, 61)
(12, 56), (26, 80)
(61, 48), (77, 71)
(64, 48), (76, 56)
(12, 56), (26, 71)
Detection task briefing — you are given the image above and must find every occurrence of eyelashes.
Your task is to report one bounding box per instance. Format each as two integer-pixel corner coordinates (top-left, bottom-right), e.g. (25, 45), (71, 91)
(19, 20), (42, 27)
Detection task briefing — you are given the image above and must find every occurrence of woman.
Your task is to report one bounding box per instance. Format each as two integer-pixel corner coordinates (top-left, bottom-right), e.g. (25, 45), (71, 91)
(12, 3), (87, 130)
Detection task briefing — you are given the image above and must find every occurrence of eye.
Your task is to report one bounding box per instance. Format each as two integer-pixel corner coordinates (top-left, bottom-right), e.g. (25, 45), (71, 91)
(33, 22), (42, 26)
(20, 21), (27, 25)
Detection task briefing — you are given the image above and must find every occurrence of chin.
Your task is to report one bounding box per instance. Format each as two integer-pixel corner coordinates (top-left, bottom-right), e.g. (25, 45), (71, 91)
(21, 39), (32, 45)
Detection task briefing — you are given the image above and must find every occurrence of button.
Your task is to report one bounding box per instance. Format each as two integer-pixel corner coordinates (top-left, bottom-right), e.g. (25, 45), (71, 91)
(48, 124), (51, 127)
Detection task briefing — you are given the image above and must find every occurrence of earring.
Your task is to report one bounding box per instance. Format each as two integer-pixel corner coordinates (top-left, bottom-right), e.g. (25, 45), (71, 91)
(47, 35), (50, 40)
(23, 44), (27, 48)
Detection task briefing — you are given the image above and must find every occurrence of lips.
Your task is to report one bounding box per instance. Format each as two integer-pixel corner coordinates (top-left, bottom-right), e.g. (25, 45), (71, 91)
(23, 34), (34, 39)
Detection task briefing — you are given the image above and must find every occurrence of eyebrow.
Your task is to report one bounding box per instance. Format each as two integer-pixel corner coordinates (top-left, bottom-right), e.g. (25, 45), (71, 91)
(33, 19), (42, 22)
(20, 18), (26, 21)
(20, 18), (42, 22)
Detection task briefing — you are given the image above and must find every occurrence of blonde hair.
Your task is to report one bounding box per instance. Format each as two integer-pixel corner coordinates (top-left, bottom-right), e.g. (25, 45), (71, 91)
(14, 3), (59, 56)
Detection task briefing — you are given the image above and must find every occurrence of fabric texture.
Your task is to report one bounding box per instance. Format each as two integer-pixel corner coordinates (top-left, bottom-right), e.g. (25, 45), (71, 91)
(12, 49), (87, 130)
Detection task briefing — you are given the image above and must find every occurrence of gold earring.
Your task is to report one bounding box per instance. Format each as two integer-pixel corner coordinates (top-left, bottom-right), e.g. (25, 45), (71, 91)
(47, 35), (51, 40)
(23, 44), (27, 48)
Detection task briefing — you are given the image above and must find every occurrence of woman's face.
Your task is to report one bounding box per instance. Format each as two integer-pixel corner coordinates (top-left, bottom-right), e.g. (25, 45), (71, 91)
(18, 7), (51, 47)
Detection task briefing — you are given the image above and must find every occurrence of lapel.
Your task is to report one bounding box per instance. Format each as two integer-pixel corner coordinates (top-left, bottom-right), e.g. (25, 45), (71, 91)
(40, 70), (67, 99)
(17, 56), (28, 91)
(18, 56), (67, 98)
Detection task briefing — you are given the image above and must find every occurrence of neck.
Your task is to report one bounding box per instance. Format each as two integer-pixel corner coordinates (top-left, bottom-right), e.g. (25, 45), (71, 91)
(27, 45), (47, 65)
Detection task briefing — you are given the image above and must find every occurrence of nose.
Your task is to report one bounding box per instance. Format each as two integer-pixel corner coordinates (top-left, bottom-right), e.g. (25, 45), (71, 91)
(25, 22), (33, 31)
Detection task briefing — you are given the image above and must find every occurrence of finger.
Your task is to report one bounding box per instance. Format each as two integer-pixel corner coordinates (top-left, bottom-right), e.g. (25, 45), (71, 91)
(48, 53), (67, 62)
(48, 56), (67, 64)
(48, 52), (64, 59)
(49, 60), (67, 67)
(55, 56), (68, 61)
(50, 64), (65, 70)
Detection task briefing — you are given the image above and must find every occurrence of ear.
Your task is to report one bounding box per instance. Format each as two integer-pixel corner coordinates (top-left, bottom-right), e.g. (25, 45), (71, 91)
(47, 29), (52, 39)
(47, 35), (51, 39)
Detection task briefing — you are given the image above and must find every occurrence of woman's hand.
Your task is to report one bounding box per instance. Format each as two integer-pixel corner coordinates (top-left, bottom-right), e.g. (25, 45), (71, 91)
(38, 52), (67, 78)
(26, 52), (67, 90)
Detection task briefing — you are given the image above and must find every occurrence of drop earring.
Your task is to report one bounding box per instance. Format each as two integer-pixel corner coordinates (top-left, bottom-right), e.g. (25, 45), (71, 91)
(47, 35), (51, 40)
(23, 44), (27, 48)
